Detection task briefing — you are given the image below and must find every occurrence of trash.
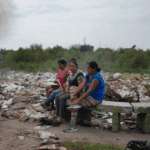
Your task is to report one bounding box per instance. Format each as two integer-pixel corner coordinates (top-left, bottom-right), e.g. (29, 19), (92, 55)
(32, 103), (45, 113)
(126, 140), (150, 150)
(36, 100), (43, 103)
(34, 126), (51, 129)
(2, 98), (13, 108)
(37, 145), (66, 150)
(39, 131), (55, 140)
(25, 130), (33, 134)
(113, 73), (121, 79)
(106, 118), (112, 124)
(18, 136), (24, 140)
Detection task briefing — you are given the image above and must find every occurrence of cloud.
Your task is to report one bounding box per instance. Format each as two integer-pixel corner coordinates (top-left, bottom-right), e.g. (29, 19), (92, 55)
(0, 0), (14, 40)
(1, 0), (150, 51)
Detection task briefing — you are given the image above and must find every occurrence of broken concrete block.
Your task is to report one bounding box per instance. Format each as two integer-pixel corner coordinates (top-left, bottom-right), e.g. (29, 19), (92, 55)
(19, 114), (29, 122)
(11, 103), (26, 110)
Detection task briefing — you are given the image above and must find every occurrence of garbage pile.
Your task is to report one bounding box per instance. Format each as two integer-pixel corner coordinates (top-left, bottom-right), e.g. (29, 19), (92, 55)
(0, 69), (149, 133)
(103, 72), (150, 103)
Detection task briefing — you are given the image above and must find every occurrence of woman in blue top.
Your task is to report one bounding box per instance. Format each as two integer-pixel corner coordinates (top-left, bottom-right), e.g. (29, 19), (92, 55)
(63, 61), (105, 133)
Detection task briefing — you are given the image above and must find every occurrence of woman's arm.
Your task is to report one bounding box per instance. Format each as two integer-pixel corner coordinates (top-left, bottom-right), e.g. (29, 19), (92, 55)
(72, 78), (87, 97)
(53, 71), (59, 83)
(63, 83), (70, 94)
(77, 78), (100, 102)
(62, 71), (69, 83)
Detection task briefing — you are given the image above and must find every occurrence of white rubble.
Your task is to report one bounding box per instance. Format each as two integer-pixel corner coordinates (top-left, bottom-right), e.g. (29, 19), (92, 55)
(39, 131), (55, 140)
(113, 73), (122, 79)
(2, 98), (13, 108)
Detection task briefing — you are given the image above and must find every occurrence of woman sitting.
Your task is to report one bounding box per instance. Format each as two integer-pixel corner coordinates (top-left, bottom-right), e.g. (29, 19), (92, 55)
(52, 59), (85, 126)
(63, 61), (105, 132)
(40, 59), (70, 110)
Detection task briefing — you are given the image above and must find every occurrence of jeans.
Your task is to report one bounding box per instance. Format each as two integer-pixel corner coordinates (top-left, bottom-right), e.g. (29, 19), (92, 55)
(43, 90), (62, 106)
(55, 92), (71, 118)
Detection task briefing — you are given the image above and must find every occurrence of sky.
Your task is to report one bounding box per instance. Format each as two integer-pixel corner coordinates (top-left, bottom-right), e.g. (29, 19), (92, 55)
(0, 0), (150, 51)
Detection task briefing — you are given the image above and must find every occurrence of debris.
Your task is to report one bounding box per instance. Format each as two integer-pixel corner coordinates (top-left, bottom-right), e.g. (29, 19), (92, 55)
(2, 98), (13, 108)
(37, 145), (66, 150)
(34, 126), (51, 130)
(126, 140), (150, 150)
(18, 136), (24, 140)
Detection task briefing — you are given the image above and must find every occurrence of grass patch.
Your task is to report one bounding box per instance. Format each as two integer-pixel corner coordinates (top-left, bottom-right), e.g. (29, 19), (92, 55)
(89, 105), (101, 112)
(61, 141), (126, 150)
(23, 83), (29, 87)
(144, 84), (150, 97)
(120, 74), (127, 80)
(107, 78), (113, 81)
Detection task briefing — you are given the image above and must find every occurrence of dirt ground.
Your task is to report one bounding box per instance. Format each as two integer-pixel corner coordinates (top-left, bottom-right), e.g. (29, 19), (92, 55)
(0, 117), (150, 150)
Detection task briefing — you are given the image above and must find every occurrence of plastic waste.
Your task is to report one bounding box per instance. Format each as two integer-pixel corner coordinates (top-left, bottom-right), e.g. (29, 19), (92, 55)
(113, 73), (121, 79)
(34, 126), (51, 129)
(39, 131), (55, 140)
(2, 98), (13, 108)
(18, 136), (24, 140)
(32, 103), (45, 112)
(126, 140), (150, 150)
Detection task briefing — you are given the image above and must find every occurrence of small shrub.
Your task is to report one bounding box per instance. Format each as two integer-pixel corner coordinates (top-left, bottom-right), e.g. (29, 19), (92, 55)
(144, 84), (150, 89)
(145, 89), (150, 96)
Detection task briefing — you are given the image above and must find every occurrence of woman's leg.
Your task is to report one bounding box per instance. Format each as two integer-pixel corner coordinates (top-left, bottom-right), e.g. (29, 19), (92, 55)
(55, 92), (64, 117)
(44, 90), (62, 106)
(59, 93), (70, 119)
(47, 88), (53, 98)
(70, 95), (101, 127)
(46, 85), (53, 98)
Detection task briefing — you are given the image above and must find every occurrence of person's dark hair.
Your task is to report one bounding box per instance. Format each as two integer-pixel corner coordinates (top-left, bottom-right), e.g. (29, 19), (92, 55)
(87, 61), (101, 72)
(68, 58), (78, 68)
(69, 58), (77, 62)
(58, 59), (67, 67)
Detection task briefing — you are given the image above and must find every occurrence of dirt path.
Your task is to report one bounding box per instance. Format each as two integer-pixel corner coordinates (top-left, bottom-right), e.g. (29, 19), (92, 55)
(0, 118), (150, 150)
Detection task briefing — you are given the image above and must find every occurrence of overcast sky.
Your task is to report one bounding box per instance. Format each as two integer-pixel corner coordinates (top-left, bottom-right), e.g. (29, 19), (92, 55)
(0, 0), (150, 51)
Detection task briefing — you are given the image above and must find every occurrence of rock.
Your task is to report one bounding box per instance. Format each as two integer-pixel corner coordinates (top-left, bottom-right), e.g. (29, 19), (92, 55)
(4, 109), (17, 118)
(121, 124), (129, 131)
(19, 114), (29, 122)
(11, 103), (26, 110)
(113, 73), (122, 79)
(103, 122), (112, 129)
(131, 112), (137, 120)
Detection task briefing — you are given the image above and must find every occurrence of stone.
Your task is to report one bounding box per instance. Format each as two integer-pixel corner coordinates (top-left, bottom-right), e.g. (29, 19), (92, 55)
(103, 122), (112, 129)
(121, 124), (129, 131)
(19, 114), (29, 122)
(11, 103), (26, 110)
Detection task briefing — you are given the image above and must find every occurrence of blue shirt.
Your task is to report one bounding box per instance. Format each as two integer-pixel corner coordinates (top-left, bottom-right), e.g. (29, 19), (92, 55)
(85, 72), (105, 102)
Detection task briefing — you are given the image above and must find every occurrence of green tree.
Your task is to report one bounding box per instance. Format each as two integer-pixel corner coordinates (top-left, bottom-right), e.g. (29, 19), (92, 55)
(80, 44), (94, 52)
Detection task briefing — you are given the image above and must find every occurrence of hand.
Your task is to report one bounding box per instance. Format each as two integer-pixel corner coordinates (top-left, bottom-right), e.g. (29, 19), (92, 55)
(71, 95), (76, 102)
(71, 99), (79, 105)
(37, 82), (42, 87)
(63, 90), (69, 94)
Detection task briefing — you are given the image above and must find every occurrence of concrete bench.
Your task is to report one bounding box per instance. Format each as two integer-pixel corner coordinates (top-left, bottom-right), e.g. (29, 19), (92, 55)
(65, 100), (150, 133)
(130, 103), (150, 134)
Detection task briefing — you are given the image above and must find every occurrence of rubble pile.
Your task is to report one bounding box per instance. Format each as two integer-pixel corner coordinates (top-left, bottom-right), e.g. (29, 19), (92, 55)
(0, 69), (149, 147)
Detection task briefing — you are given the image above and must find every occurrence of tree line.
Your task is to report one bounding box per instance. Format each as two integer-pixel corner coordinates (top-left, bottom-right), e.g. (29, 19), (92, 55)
(0, 44), (150, 74)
